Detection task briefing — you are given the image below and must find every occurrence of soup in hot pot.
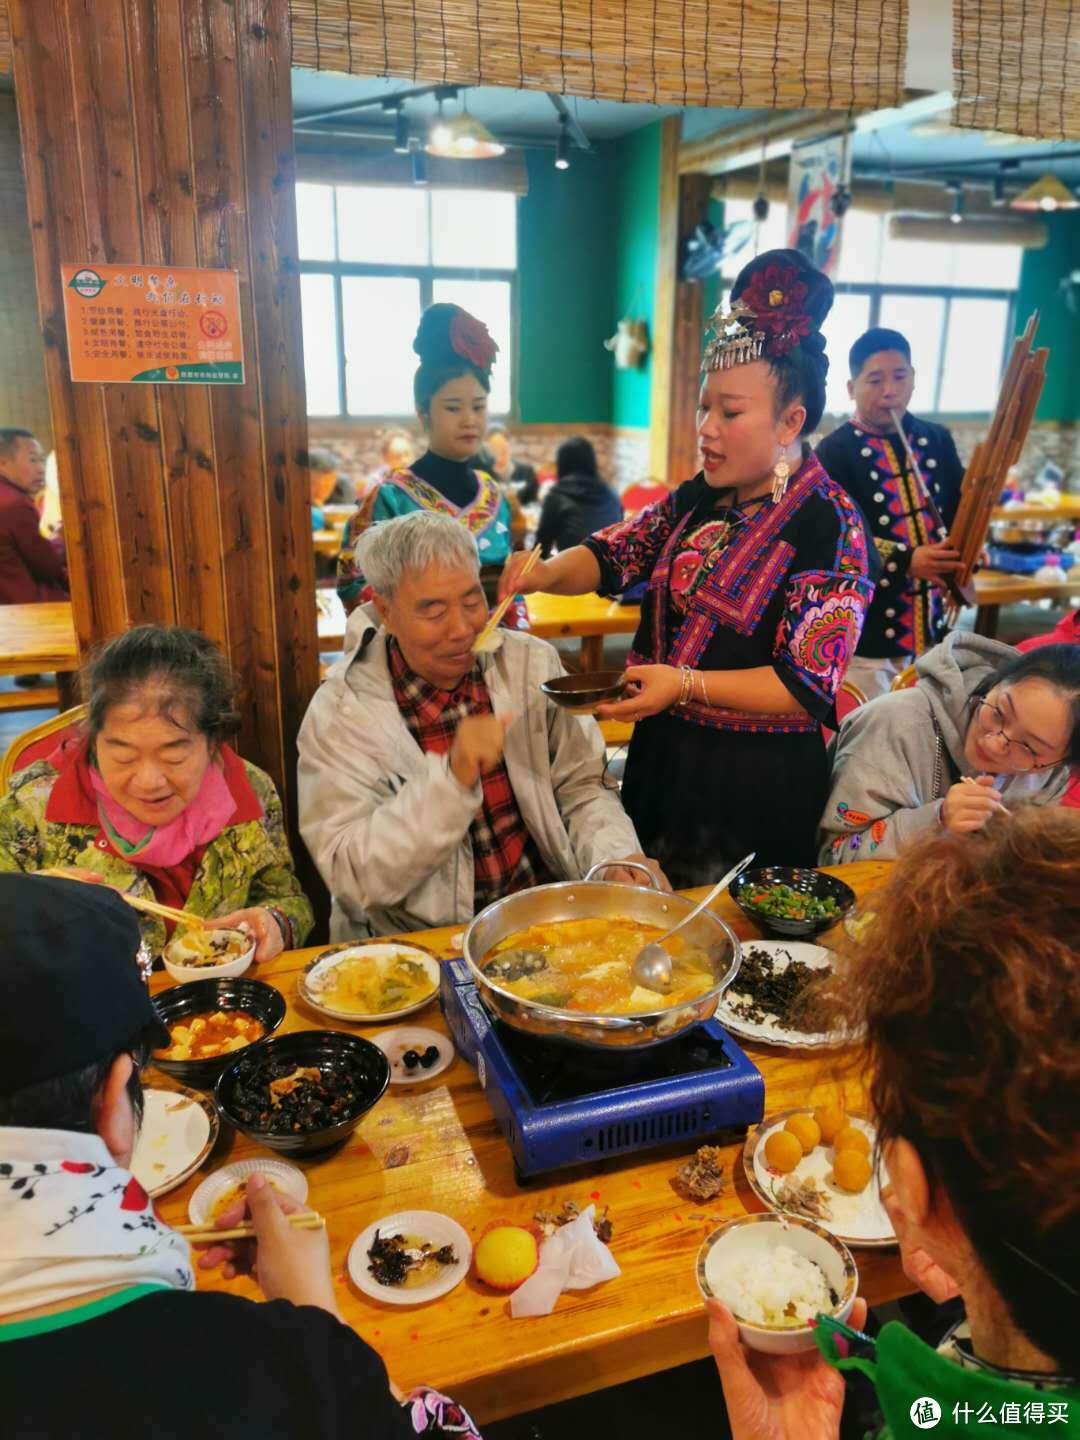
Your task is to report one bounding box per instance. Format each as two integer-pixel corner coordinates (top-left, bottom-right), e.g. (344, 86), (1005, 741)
(481, 917), (715, 1014)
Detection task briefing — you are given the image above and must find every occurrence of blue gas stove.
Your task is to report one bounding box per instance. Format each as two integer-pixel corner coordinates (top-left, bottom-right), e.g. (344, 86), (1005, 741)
(440, 959), (765, 1181)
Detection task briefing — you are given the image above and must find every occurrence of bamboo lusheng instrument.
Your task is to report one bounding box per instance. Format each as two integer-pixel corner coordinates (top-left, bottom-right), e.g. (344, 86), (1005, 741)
(945, 312), (1049, 623)
(888, 407), (972, 613)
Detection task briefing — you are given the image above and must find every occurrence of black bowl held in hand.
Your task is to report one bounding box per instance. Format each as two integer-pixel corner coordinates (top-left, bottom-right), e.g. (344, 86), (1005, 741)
(151, 978), (288, 1088)
(539, 671), (627, 714)
(729, 866), (857, 939)
(215, 1029), (391, 1157)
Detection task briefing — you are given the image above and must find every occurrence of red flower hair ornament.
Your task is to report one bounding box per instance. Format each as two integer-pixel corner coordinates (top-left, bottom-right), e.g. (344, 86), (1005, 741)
(703, 261), (815, 371)
(449, 309), (499, 373)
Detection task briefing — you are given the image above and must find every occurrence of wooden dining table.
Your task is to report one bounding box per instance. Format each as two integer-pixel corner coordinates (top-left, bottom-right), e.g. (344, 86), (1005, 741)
(0, 601), (79, 712)
(153, 860), (907, 1425)
(972, 567), (1080, 639)
(991, 494), (1080, 525)
(524, 592), (641, 670)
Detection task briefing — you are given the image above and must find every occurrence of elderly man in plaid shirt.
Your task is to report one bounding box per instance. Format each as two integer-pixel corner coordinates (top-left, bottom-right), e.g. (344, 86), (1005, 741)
(299, 511), (667, 938)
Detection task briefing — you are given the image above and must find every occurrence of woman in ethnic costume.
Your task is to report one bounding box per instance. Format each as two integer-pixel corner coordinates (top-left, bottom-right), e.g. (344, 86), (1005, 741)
(0, 626), (313, 960)
(337, 303), (525, 623)
(501, 250), (875, 885)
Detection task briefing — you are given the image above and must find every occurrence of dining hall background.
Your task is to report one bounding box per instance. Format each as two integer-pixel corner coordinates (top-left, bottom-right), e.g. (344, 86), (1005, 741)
(0, 0), (1078, 909)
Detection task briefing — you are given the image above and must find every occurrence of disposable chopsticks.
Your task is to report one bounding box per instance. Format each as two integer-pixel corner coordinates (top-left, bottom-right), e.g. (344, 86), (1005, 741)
(472, 544), (542, 652)
(175, 1212), (325, 1244)
(36, 868), (207, 929)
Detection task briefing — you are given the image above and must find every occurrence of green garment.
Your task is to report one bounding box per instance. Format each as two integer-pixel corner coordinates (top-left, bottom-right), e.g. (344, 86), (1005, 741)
(821, 1320), (1078, 1437)
(0, 759), (313, 953)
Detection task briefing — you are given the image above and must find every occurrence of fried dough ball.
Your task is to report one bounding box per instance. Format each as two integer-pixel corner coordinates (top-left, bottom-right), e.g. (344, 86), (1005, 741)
(833, 1125), (871, 1157)
(833, 1149), (872, 1193)
(784, 1113), (822, 1154)
(764, 1129), (803, 1174)
(813, 1103), (847, 1145)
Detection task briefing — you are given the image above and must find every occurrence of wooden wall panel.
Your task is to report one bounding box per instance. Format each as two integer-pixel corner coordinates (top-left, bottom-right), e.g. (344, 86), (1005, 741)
(667, 175), (712, 487)
(9, 0), (319, 839)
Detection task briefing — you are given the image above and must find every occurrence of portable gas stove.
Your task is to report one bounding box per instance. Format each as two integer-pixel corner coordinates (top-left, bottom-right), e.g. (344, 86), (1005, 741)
(440, 960), (765, 1181)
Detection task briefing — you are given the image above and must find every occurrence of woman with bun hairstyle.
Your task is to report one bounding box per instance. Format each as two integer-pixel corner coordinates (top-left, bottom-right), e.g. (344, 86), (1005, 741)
(501, 250), (875, 883)
(337, 304), (523, 622)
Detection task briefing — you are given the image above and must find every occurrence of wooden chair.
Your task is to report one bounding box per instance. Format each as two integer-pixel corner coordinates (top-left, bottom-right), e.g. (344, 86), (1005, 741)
(891, 664), (918, 691)
(0, 704), (87, 789)
(598, 719), (634, 749)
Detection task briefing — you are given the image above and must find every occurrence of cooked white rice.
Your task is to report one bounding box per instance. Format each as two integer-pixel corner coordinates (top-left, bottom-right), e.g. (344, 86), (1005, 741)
(709, 1244), (831, 1327)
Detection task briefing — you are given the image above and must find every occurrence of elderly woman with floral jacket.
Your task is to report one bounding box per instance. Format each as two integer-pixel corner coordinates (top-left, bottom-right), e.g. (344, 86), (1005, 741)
(0, 626), (313, 959)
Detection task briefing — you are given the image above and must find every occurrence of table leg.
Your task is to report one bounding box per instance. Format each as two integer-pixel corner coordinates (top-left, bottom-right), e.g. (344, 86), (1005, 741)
(973, 604), (999, 640)
(56, 671), (78, 711)
(581, 636), (604, 671)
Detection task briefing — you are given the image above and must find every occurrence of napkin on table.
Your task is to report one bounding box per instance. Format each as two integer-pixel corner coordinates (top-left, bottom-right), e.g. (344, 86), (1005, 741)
(509, 1205), (620, 1318)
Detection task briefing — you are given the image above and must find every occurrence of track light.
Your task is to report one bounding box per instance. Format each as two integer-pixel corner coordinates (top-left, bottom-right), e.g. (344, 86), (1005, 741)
(946, 181), (964, 225)
(829, 184), (852, 218)
(555, 116), (570, 171)
(991, 171), (1007, 207)
(752, 192), (770, 222)
(411, 146), (428, 186)
(394, 107), (410, 155)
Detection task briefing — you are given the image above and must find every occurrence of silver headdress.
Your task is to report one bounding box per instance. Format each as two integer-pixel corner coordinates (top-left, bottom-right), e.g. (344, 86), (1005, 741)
(702, 300), (766, 373)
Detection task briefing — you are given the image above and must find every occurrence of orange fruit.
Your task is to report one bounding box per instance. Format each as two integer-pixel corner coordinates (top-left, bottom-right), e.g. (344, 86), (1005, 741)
(813, 1103), (847, 1145)
(764, 1129), (803, 1174)
(784, 1113), (822, 1154)
(834, 1125), (871, 1157)
(833, 1149), (872, 1193)
(474, 1225), (539, 1291)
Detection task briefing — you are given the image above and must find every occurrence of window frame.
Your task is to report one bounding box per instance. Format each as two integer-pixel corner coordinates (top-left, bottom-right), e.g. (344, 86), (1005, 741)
(298, 184), (519, 422)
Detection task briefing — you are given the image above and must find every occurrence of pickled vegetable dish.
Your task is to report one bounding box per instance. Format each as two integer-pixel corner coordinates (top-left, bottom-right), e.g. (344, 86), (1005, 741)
(307, 952), (435, 1016)
(482, 917), (715, 1014)
(742, 884), (839, 923)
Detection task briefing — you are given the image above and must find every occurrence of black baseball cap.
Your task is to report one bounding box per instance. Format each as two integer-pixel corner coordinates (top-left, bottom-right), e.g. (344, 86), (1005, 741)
(0, 874), (169, 1094)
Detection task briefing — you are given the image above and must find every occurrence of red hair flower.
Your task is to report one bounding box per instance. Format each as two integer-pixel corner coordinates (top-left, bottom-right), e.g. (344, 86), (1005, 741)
(450, 310), (498, 372)
(737, 262), (812, 354)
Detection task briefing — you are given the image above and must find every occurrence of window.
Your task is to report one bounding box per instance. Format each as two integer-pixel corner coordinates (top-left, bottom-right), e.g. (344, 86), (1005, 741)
(721, 199), (1021, 414)
(297, 183), (518, 418)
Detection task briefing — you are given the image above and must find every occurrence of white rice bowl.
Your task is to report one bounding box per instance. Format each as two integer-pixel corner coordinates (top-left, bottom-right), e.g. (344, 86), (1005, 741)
(696, 1214), (857, 1355)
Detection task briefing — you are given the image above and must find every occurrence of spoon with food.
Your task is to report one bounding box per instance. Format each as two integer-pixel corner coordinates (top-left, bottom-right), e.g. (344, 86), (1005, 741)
(630, 853), (755, 992)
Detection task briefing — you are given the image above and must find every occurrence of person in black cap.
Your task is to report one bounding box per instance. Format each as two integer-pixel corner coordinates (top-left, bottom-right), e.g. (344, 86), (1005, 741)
(500, 250), (875, 882)
(0, 874), (481, 1440)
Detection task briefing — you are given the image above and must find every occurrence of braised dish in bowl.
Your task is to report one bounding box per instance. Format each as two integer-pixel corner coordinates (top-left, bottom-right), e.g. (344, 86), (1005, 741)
(151, 978), (286, 1087)
(215, 1030), (390, 1156)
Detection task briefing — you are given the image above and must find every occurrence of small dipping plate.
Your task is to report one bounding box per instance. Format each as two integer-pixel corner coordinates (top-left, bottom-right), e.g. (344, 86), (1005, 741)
(188, 1158), (309, 1226)
(539, 671), (626, 715)
(348, 1210), (472, 1306)
(372, 1026), (455, 1085)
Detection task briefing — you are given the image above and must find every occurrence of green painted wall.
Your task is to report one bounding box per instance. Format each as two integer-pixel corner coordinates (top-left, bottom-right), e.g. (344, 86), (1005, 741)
(1015, 212), (1080, 422)
(516, 147), (615, 424)
(611, 124), (661, 429)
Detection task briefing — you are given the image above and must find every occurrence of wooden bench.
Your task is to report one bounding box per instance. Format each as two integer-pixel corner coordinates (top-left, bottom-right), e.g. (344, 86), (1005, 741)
(0, 684), (60, 714)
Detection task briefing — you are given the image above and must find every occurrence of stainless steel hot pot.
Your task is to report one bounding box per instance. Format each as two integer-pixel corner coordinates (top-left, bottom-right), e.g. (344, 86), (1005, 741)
(462, 863), (742, 1050)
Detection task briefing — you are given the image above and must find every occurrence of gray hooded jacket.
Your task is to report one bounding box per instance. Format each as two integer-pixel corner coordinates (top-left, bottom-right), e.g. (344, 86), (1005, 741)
(818, 631), (1071, 865)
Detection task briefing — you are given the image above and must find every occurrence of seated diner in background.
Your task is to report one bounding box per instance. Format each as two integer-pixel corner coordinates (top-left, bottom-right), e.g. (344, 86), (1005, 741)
(364, 429), (416, 497)
(0, 426), (68, 606)
(0, 874), (481, 1440)
(536, 436), (623, 559)
(0, 625), (313, 960)
(308, 446), (357, 514)
(336, 304), (524, 623)
(819, 634), (1078, 865)
(814, 327), (965, 699)
(501, 249), (875, 886)
(299, 511), (666, 939)
(483, 421), (539, 505)
(710, 806), (1080, 1437)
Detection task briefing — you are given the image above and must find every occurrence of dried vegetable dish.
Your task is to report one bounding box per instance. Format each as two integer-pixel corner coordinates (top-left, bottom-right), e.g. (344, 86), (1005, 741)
(741, 884), (840, 923)
(724, 945), (825, 1034)
(482, 917), (715, 1014)
(154, 1010), (266, 1062)
(367, 1230), (459, 1288)
(226, 1054), (370, 1135)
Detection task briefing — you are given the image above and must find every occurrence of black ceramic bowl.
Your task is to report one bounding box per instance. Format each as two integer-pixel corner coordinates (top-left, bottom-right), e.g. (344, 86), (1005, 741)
(540, 671), (627, 713)
(151, 977), (287, 1088)
(729, 866), (857, 939)
(215, 1029), (390, 1157)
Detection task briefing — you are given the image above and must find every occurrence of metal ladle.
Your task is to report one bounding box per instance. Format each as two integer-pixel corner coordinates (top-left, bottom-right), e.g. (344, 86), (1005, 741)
(629, 852), (756, 993)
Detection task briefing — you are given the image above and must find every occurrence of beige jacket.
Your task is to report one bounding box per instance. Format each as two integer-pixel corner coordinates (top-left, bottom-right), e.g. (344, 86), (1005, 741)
(297, 622), (642, 938)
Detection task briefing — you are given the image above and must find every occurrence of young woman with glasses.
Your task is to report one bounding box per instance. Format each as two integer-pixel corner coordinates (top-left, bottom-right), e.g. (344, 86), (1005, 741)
(819, 633), (1079, 863)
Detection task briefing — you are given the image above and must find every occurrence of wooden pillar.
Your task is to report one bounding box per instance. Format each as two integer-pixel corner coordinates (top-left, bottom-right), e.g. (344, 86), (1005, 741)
(649, 124), (712, 488)
(9, 0), (318, 837)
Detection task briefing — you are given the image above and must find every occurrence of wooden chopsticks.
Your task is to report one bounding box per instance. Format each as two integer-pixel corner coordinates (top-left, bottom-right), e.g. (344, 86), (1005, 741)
(36, 868), (207, 929)
(175, 1212), (325, 1244)
(472, 544), (542, 652)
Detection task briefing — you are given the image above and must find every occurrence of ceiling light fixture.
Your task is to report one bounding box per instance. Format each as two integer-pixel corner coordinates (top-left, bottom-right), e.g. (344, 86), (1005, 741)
(946, 181), (964, 225)
(555, 116), (570, 171)
(393, 107), (410, 155)
(411, 145), (428, 186)
(991, 170), (1007, 207)
(1010, 172), (1079, 212)
(425, 93), (505, 160)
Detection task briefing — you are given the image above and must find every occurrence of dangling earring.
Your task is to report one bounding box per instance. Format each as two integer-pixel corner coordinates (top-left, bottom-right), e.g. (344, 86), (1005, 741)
(771, 454), (790, 504)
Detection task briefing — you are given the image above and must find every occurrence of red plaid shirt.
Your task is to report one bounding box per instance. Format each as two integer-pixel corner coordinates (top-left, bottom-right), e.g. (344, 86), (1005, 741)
(388, 640), (551, 909)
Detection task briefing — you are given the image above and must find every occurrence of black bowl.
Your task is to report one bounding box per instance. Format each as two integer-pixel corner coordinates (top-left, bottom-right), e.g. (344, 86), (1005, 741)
(215, 1029), (390, 1157)
(151, 978), (287, 1088)
(729, 866), (857, 939)
(540, 671), (627, 713)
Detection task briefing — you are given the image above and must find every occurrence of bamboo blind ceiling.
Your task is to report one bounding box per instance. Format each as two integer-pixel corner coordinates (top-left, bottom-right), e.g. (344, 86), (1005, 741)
(953, 0), (1080, 141)
(288, 1), (907, 111)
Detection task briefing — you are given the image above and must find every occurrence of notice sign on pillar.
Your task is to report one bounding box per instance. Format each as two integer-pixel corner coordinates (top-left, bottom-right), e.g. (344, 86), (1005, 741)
(60, 263), (244, 384)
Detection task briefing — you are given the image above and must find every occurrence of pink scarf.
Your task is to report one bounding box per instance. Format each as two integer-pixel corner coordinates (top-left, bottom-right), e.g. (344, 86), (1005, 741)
(89, 759), (237, 868)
